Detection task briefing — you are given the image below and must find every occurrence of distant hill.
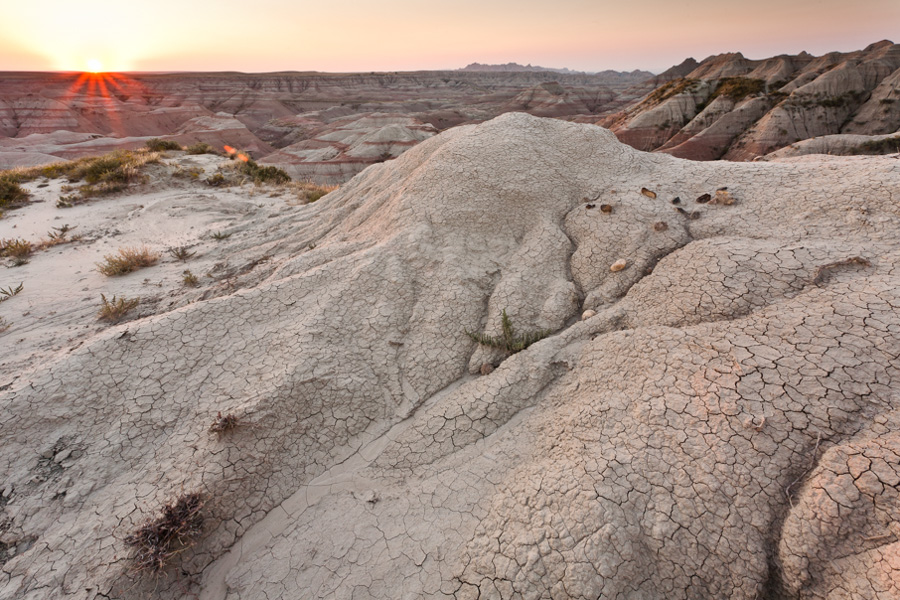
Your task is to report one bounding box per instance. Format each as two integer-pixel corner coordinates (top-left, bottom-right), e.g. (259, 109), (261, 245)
(460, 62), (586, 74)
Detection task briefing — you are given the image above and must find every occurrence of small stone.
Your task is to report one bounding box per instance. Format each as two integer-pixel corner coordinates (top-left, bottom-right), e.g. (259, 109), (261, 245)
(653, 221), (668, 232)
(600, 204), (613, 213)
(689, 211), (701, 220)
(640, 188), (657, 199)
(585, 203), (595, 209)
(581, 310), (597, 320)
(671, 197), (681, 205)
(480, 363), (494, 376)
(40, 449), (54, 460)
(54, 449), (72, 464)
(696, 193), (711, 204)
(610, 259), (627, 272)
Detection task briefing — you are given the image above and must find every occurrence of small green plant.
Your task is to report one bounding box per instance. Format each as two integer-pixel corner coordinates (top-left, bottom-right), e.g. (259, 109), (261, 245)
(43, 224), (78, 247)
(184, 142), (218, 155)
(97, 246), (160, 276)
(210, 231), (231, 241)
(145, 138), (183, 152)
(125, 492), (205, 573)
(238, 160), (291, 185)
(205, 173), (228, 187)
(168, 246), (195, 262)
(0, 282), (23, 302)
(0, 177), (30, 209)
(172, 166), (203, 180)
(466, 309), (551, 354)
(182, 270), (199, 287)
(97, 293), (140, 322)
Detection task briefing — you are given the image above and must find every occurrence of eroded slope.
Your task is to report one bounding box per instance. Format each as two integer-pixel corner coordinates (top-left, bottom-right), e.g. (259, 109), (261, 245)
(1, 114), (899, 599)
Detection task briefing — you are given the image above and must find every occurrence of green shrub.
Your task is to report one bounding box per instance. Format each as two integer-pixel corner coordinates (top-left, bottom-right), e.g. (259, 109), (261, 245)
(0, 177), (30, 209)
(184, 142), (219, 155)
(848, 136), (900, 155)
(238, 160), (291, 185)
(145, 138), (183, 152)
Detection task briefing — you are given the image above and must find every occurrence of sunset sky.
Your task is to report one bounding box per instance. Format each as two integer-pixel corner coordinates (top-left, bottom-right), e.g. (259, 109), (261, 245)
(1, 0), (897, 73)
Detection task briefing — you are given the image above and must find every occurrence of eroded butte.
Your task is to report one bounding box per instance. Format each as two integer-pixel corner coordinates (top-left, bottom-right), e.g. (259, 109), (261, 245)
(1, 113), (899, 599)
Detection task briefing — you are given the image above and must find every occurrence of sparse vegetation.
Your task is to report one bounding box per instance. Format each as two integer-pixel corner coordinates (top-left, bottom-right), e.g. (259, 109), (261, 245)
(97, 246), (160, 276)
(695, 77), (766, 112)
(205, 173), (228, 187)
(848, 136), (900, 155)
(466, 309), (551, 354)
(42, 224), (79, 248)
(168, 246), (195, 262)
(237, 159), (291, 185)
(97, 294), (140, 322)
(288, 181), (338, 204)
(184, 142), (219, 155)
(0, 177), (30, 210)
(145, 138), (183, 152)
(0, 282), (23, 302)
(124, 492), (205, 573)
(644, 78), (701, 106)
(0, 238), (33, 260)
(182, 270), (199, 287)
(210, 231), (231, 241)
(172, 166), (203, 180)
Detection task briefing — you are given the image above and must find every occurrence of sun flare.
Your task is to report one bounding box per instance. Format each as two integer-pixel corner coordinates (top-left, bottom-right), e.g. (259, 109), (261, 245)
(86, 58), (103, 73)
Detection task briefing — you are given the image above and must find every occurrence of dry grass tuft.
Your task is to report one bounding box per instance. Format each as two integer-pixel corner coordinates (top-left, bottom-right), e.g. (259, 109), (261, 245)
(97, 246), (160, 276)
(97, 294), (140, 322)
(286, 181), (338, 205)
(208, 412), (239, 435)
(125, 492), (205, 573)
(0, 238), (33, 260)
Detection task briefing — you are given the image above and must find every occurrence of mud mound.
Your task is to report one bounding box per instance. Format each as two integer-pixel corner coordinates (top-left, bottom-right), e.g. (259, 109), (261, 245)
(1, 113), (899, 600)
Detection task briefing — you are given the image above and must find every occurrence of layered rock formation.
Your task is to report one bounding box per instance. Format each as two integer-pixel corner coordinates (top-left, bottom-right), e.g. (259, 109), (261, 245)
(0, 69), (650, 178)
(258, 113), (437, 183)
(1, 113), (899, 599)
(604, 40), (900, 160)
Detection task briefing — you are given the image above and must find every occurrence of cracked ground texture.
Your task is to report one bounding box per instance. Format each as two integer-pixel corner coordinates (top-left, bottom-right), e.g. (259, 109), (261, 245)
(1, 112), (899, 599)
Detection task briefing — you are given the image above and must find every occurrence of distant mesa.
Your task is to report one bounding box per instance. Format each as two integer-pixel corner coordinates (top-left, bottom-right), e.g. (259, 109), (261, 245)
(459, 62), (588, 74)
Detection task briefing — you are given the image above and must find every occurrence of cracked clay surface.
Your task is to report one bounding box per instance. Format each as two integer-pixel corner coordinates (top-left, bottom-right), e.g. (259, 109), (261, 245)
(1, 113), (899, 599)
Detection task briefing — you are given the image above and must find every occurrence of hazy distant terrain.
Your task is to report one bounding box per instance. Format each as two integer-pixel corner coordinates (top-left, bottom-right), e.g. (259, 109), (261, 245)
(0, 69), (652, 182)
(1, 41), (897, 185)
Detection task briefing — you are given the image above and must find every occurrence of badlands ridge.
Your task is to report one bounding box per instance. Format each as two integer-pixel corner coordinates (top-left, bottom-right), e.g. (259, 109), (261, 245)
(0, 113), (899, 599)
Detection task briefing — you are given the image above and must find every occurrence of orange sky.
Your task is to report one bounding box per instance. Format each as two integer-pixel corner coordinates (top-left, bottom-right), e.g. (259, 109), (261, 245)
(1, 0), (897, 73)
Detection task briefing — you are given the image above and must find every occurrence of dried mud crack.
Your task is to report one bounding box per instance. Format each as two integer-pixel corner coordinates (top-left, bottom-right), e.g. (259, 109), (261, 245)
(1, 113), (899, 600)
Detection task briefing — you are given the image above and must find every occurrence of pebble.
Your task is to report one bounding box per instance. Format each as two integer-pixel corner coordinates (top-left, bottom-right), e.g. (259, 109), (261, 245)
(581, 310), (597, 320)
(696, 193), (711, 203)
(653, 221), (668, 232)
(610, 259), (627, 272)
(480, 363), (494, 376)
(54, 449), (72, 464)
(641, 188), (657, 199)
(600, 204), (613, 213)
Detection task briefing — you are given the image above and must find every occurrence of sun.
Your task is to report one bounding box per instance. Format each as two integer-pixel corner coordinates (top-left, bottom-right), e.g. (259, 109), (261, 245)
(86, 59), (103, 73)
